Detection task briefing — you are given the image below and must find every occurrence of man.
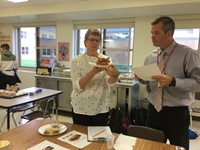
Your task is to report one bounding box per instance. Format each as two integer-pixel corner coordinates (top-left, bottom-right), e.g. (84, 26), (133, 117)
(136, 16), (200, 150)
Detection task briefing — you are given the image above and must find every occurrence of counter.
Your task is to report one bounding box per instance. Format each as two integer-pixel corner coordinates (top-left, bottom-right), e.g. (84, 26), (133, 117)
(35, 74), (72, 112)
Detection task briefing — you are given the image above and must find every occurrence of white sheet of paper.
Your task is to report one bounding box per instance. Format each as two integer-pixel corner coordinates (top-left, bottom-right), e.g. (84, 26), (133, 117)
(27, 140), (69, 150)
(133, 63), (161, 81)
(87, 126), (112, 141)
(113, 134), (137, 150)
(58, 130), (91, 149)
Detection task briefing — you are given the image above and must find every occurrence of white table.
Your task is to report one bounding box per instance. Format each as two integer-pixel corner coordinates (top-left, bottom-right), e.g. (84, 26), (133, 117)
(0, 87), (63, 130)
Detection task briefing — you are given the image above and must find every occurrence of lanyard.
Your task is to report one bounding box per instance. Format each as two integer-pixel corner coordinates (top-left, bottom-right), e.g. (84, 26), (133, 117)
(157, 43), (177, 73)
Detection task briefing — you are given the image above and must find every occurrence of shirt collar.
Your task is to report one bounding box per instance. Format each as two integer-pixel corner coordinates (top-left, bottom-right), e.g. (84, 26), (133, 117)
(159, 40), (177, 56)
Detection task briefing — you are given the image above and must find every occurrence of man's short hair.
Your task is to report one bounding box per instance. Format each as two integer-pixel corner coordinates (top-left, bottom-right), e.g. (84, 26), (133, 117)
(151, 16), (175, 34)
(0, 43), (10, 50)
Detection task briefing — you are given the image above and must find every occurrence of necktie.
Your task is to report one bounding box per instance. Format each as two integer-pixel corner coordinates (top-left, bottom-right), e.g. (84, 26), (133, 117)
(154, 52), (165, 112)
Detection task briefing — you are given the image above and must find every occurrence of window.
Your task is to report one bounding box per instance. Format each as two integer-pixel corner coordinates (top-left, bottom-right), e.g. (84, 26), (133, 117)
(102, 28), (134, 72)
(174, 29), (200, 50)
(16, 26), (56, 68)
(42, 49), (51, 57)
(76, 28), (134, 72)
(21, 46), (29, 55)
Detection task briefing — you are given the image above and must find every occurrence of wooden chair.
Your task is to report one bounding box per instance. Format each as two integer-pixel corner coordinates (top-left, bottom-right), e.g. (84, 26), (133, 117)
(127, 125), (166, 143)
(20, 97), (55, 122)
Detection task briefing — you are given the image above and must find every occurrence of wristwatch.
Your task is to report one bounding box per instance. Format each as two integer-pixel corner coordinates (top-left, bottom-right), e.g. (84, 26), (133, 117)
(169, 77), (176, 86)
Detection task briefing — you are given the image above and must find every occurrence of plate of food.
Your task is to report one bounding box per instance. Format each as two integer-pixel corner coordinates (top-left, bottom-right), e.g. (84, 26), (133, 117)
(88, 57), (111, 68)
(38, 123), (67, 136)
(0, 89), (27, 99)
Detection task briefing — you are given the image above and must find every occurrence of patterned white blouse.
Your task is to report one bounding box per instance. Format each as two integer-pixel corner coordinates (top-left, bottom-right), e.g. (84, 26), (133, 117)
(71, 53), (115, 115)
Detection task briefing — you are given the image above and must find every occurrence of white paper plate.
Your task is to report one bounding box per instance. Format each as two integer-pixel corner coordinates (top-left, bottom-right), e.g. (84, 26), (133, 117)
(38, 124), (67, 136)
(88, 62), (110, 68)
(114, 143), (134, 150)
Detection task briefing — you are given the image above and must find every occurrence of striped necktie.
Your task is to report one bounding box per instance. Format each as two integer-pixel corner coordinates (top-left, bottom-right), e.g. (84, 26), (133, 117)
(154, 52), (165, 112)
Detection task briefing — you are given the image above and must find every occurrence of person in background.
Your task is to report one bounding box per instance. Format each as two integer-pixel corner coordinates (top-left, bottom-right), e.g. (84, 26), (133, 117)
(135, 16), (200, 150)
(71, 28), (120, 126)
(0, 43), (20, 89)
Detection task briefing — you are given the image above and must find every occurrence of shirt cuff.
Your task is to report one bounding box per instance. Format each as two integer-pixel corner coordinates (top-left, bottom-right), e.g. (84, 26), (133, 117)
(75, 80), (84, 91)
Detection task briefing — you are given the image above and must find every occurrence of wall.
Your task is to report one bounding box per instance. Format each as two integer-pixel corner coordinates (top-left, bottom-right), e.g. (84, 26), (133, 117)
(133, 16), (156, 67)
(0, 24), (13, 52)
(17, 70), (35, 89)
(56, 20), (74, 68)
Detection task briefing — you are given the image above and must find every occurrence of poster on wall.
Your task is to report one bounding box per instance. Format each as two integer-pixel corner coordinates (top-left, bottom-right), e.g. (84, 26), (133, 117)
(58, 42), (69, 61)
(0, 34), (11, 45)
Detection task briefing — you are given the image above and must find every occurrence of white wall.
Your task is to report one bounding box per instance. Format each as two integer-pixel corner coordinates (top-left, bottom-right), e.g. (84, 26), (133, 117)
(133, 16), (157, 67)
(17, 70), (35, 89)
(56, 20), (74, 68)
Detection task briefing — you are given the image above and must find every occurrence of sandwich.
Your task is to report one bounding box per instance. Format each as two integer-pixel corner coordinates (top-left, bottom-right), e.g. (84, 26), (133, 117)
(96, 57), (110, 66)
(68, 134), (81, 141)
(44, 126), (60, 135)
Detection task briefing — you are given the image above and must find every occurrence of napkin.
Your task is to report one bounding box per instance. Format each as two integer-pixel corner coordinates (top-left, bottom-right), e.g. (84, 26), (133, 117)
(114, 134), (136, 150)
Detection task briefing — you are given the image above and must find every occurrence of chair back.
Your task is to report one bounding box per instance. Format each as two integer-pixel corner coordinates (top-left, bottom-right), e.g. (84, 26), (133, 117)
(40, 97), (55, 118)
(195, 92), (200, 100)
(21, 97), (56, 121)
(127, 125), (165, 143)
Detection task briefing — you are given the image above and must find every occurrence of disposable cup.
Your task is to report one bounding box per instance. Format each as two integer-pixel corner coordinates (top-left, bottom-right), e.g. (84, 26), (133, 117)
(106, 134), (115, 149)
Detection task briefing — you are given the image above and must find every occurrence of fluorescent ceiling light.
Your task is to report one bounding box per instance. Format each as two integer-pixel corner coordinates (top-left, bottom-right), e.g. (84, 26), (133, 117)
(7, 0), (28, 3)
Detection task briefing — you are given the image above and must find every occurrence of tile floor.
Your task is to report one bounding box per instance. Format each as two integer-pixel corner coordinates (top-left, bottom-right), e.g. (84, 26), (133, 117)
(0, 109), (199, 150)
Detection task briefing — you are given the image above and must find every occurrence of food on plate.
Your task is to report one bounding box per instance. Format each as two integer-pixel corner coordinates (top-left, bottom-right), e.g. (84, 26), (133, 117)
(51, 123), (59, 128)
(96, 57), (110, 66)
(37, 71), (49, 75)
(0, 90), (16, 97)
(44, 126), (60, 135)
(0, 89), (25, 98)
(68, 134), (81, 141)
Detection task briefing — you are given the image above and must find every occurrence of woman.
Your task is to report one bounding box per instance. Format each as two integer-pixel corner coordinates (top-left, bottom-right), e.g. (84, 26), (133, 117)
(0, 43), (20, 89)
(71, 28), (120, 126)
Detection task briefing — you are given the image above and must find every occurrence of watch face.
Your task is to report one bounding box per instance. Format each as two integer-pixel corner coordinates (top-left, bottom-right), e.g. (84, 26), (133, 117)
(170, 77), (176, 86)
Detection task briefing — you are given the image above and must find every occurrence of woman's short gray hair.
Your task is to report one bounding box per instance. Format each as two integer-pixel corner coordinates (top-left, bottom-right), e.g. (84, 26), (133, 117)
(84, 28), (101, 41)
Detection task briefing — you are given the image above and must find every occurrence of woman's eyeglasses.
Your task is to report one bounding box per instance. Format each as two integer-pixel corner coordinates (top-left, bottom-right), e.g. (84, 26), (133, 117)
(86, 39), (101, 43)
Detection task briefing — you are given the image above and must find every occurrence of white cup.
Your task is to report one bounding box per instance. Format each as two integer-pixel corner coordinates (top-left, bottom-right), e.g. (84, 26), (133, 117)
(107, 134), (115, 149)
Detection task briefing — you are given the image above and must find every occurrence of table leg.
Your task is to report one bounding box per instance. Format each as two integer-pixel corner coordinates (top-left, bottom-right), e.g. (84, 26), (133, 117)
(6, 108), (10, 130)
(55, 96), (58, 121)
(117, 86), (126, 123)
(128, 82), (139, 121)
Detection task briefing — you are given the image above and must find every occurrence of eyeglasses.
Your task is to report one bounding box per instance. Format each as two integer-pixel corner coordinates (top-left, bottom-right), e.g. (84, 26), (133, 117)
(86, 39), (101, 43)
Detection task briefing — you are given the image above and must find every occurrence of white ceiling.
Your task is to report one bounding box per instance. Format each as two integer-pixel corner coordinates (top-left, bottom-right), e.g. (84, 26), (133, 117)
(0, 0), (85, 8)
(0, 0), (200, 23)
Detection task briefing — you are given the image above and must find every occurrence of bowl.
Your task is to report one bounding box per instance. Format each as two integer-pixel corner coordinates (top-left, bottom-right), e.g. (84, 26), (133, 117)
(0, 140), (10, 149)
